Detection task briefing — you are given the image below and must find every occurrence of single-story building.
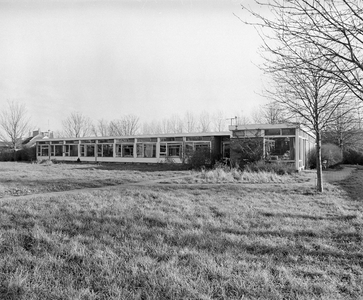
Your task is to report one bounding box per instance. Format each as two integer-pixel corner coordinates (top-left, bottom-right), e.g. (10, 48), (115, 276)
(35, 123), (316, 170)
(36, 132), (231, 164)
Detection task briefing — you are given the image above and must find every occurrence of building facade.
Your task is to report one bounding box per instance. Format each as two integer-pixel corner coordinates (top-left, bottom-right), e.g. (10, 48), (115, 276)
(36, 124), (316, 170)
(36, 132), (231, 164)
(229, 123), (316, 171)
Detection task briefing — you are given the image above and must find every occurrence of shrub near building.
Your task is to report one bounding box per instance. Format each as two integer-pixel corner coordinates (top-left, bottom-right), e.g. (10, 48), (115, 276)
(309, 143), (343, 168)
(230, 137), (264, 167)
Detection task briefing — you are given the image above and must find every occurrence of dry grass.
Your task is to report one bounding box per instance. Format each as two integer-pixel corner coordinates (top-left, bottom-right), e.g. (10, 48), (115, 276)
(0, 162), (362, 299)
(0, 162), (191, 197)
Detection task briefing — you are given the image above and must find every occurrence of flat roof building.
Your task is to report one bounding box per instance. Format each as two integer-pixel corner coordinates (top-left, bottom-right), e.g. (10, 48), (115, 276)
(36, 132), (231, 165)
(35, 123), (316, 171)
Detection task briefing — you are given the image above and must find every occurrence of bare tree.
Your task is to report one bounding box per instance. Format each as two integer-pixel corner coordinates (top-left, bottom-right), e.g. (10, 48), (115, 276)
(92, 119), (110, 137)
(252, 102), (288, 124)
(167, 114), (184, 134)
(109, 114), (139, 136)
(323, 104), (363, 155)
(198, 111), (211, 132)
(240, 2), (357, 192)
(161, 118), (169, 134)
(0, 100), (30, 159)
(183, 111), (198, 133)
(211, 110), (227, 132)
(266, 49), (351, 192)
(240, 0), (363, 100)
(251, 106), (264, 124)
(235, 110), (251, 126)
(142, 120), (162, 135)
(62, 112), (92, 138)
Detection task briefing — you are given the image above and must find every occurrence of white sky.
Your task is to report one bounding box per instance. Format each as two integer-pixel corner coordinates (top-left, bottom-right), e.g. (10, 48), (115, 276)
(0, 0), (267, 132)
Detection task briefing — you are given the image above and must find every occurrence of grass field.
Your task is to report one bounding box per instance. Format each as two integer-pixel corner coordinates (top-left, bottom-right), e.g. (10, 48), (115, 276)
(0, 162), (362, 299)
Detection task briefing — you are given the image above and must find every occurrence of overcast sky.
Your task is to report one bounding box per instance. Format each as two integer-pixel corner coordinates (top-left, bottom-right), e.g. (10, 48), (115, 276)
(0, 0), (266, 132)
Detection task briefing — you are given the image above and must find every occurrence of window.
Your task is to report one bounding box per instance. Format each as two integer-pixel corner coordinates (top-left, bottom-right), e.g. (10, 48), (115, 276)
(98, 139), (114, 143)
(185, 143), (193, 155)
(80, 145), (85, 157)
(186, 136), (212, 141)
(144, 144), (156, 158)
(160, 137), (183, 142)
(281, 128), (295, 135)
(245, 130), (260, 137)
(102, 144), (113, 157)
(195, 142), (210, 151)
(136, 143), (143, 157)
(265, 129), (281, 136)
(232, 130), (245, 138)
(160, 137), (174, 142)
(70, 145), (78, 156)
(41, 146), (49, 156)
(137, 138), (157, 142)
(223, 142), (230, 158)
(122, 144), (134, 157)
(97, 144), (113, 157)
(265, 137), (295, 160)
(160, 143), (167, 157)
(86, 145), (95, 157)
(64, 145), (79, 157)
(116, 138), (134, 143)
(115, 144), (122, 157)
(54, 145), (63, 156)
(168, 144), (182, 157)
(136, 143), (156, 158)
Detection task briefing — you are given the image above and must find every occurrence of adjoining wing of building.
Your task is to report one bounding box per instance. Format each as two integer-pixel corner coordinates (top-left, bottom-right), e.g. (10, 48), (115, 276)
(35, 123), (315, 171)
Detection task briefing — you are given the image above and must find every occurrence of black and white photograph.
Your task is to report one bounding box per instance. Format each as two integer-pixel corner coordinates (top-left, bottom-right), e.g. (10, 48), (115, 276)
(0, 0), (362, 299)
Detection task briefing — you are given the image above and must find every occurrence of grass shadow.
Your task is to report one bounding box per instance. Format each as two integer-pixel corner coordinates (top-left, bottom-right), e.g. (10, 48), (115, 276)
(334, 169), (363, 201)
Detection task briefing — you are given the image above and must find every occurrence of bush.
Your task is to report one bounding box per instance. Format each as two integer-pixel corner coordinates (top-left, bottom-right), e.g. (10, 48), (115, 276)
(230, 138), (264, 167)
(309, 143), (342, 168)
(0, 150), (14, 161)
(15, 147), (36, 162)
(186, 147), (211, 169)
(343, 149), (363, 165)
(243, 160), (296, 175)
(0, 147), (36, 162)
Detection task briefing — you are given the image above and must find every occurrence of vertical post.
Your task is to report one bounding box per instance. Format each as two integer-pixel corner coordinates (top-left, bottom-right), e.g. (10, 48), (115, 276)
(316, 131), (324, 192)
(295, 127), (299, 171)
(133, 138), (137, 159)
(156, 137), (160, 159)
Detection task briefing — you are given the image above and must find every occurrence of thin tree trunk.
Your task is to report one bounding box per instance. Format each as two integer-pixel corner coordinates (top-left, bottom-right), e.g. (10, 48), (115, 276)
(316, 132), (323, 192)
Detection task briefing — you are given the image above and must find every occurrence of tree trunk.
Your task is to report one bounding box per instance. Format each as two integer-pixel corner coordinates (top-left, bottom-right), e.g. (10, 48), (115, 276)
(316, 132), (324, 192)
(13, 143), (17, 161)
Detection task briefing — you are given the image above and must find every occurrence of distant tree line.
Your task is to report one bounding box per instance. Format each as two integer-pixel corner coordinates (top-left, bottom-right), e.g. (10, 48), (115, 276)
(57, 109), (252, 138)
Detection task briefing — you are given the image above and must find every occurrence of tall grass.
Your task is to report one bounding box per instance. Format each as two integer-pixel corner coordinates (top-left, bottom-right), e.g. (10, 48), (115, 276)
(199, 166), (293, 183)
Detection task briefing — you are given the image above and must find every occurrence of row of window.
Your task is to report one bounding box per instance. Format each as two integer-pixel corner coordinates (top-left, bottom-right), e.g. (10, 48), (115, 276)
(233, 128), (296, 138)
(38, 142), (211, 158)
(37, 136), (214, 145)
